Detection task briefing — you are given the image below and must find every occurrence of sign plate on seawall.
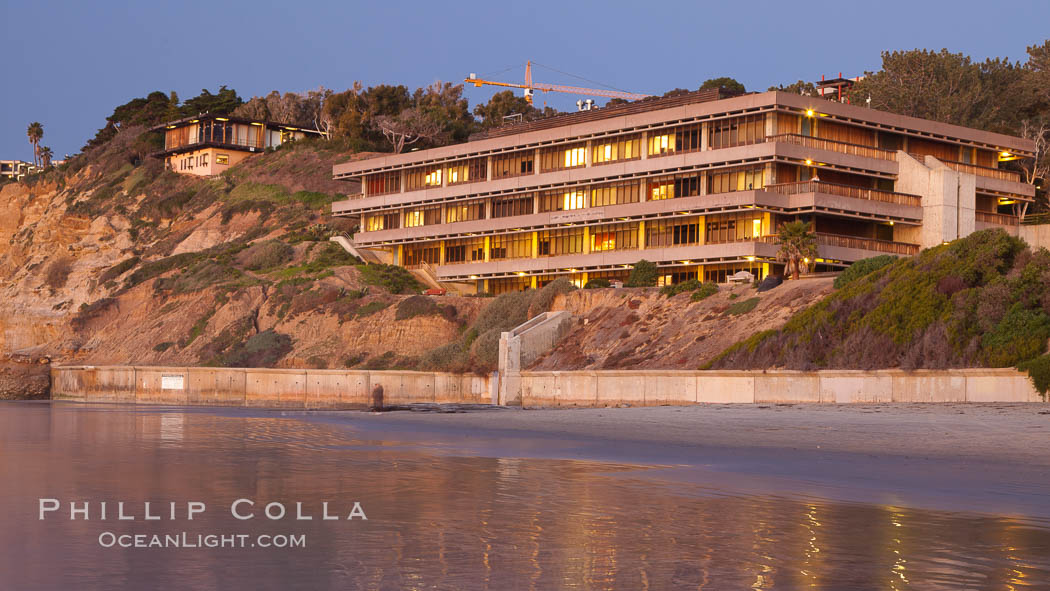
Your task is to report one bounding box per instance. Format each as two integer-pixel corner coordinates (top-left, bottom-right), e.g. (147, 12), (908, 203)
(161, 375), (185, 390)
(551, 208), (604, 224)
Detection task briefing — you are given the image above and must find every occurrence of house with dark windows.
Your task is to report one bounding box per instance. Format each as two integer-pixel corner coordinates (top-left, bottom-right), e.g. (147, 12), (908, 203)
(151, 114), (319, 176)
(329, 89), (1036, 294)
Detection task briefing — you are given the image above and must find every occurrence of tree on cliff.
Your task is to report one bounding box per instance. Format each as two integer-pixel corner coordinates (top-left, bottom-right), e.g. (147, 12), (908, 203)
(179, 86), (243, 117)
(700, 77), (746, 94)
(845, 49), (1024, 132)
(472, 90), (542, 128)
(777, 221), (818, 280)
(38, 146), (53, 168)
(374, 108), (444, 153)
(26, 122), (43, 166)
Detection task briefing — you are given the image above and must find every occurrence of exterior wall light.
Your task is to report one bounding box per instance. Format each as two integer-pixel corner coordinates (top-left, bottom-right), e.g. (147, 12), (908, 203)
(805, 109), (815, 117)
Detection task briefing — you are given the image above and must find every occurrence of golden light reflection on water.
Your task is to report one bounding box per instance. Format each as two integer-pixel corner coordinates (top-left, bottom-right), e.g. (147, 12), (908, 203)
(1, 403), (1049, 590)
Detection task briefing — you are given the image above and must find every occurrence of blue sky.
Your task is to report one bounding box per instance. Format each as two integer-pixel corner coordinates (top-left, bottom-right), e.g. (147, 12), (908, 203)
(2, 0), (1048, 159)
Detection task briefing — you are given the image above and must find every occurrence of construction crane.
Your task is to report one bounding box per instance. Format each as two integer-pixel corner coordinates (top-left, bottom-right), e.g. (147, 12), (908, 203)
(465, 61), (652, 105)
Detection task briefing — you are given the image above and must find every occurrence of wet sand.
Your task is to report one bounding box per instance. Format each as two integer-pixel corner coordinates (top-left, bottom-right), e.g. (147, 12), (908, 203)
(308, 403), (1050, 521)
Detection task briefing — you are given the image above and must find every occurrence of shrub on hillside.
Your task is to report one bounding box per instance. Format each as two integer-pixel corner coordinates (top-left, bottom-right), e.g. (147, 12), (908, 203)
(395, 295), (441, 320)
(755, 274), (783, 293)
(238, 240), (294, 271)
(705, 230), (1050, 383)
(660, 279), (701, 298)
(99, 257), (140, 285)
(45, 257), (74, 290)
(690, 282), (719, 301)
(725, 297), (760, 315)
(528, 278), (575, 317)
(625, 260), (658, 287)
(357, 263), (423, 294)
(1018, 354), (1050, 398)
(209, 330), (292, 368)
(583, 278), (611, 289)
(833, 255), (897, 289)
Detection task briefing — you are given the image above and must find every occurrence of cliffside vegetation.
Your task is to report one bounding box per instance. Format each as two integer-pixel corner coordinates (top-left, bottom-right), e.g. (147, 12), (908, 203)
(706, 230), (1050, 395)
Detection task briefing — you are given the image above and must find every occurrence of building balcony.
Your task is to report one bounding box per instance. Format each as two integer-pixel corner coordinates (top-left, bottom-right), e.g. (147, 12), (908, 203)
(975, 211), (1019, 226)
(936, 159), (1021, 183)
(155, 137), (265, 157)
(764, 180), (921, 207)
(766, 133), (897, 161)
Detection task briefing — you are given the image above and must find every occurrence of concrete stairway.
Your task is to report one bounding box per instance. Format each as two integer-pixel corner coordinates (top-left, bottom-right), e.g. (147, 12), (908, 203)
(329, 233), (387, 265)
(497, 311), (575, 405)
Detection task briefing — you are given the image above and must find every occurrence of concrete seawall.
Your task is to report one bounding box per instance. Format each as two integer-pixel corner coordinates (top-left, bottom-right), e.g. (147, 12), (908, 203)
(51, 366), (1044, 408)
(519, 369), (1045, 407)
(51, 366), (494, 409)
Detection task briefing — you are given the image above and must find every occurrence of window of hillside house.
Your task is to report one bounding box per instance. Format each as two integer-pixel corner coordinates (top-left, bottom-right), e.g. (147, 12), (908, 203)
(216, 154), (230, 165)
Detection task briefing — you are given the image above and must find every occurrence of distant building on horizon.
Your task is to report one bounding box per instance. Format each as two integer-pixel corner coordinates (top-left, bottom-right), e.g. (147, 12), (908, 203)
(328, 89), (1036, 295)
(150, 114), (320, 176)
(0, 160), (40, 181)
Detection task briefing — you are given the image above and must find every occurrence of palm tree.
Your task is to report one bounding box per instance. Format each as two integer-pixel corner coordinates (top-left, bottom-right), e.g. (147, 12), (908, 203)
(39, 146), (53, 168)
(26, 122), (43, 166)
(776, 220), (818, 280)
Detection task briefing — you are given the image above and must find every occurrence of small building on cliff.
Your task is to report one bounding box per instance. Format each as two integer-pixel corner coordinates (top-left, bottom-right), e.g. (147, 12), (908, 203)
(150, 114), (319, 176)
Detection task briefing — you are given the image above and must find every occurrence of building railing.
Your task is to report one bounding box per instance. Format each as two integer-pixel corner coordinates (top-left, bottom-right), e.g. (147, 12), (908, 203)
(764, 180), (922, 207)
(766, 134), (897, 161)
(975, 211), (1019, 226)
(930, 158), (1022, 183)
(758, 233), (918, 255)
(1022, 212), (1050, 226)
(816, 233), (919, 255)
(164, 136), (265, 151)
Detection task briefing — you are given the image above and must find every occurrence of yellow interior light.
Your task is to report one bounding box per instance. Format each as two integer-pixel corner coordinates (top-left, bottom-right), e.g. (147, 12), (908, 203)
(165, 125), (176, 129)
(1001, 151), (1011, 157)
(215, 117), (229, 122)
(516, 271), (526, 276)
(888, 221), (894, 226)
(469, 275), (479, 279)
(250, 122), (264, 126)
(805, 159), (813, 165)
(745, 256), (756, 261)
(805, 109), (815, 117)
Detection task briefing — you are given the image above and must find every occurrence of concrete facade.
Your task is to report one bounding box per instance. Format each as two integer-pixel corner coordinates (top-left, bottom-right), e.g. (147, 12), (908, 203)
(329, 90), (1036, 293)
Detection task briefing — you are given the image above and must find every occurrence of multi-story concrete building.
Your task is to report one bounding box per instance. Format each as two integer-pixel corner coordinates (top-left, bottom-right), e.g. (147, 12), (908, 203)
(330, 89), (1036, 294)
(151, 114), (319, 176)
(0, 160), (40, 181)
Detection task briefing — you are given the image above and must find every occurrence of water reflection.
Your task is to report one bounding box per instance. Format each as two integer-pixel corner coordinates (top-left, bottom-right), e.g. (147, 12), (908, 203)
(0, 402), (1048, 590)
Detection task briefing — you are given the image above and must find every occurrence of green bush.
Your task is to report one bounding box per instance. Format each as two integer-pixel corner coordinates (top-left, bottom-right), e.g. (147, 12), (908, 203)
(690, 282), (719, 302)
(725, 297), (760, 315)
(357, 263), (423, 294)
(395, 295), (441, 320)
(153, 342), (174, 352)
(99, 257), (140, 284)
(660, 279), (701, 297)
(625, 259), (659, 287)
(584, 278), (611, 289)
(834, 255), (898, 289)
(528, 277), (575, 317)
(208, 329), (293, 368)
(1018, 354), (1050, 398)
(238, 240), (294, 271)
(706, 229), (1050, 371)
(355, 300), (390, 318)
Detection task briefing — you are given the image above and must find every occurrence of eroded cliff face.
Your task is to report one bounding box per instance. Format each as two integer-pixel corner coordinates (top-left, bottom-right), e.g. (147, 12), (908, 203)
(0, 145), (478, 371)
(531, 278), (835, 370)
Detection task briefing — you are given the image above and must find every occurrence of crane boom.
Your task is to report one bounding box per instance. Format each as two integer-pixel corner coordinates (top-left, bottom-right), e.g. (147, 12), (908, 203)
(465, 61), (651, 104)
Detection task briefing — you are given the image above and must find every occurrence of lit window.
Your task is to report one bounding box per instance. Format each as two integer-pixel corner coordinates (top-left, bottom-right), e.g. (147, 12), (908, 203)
(649, 183), (674, 200)
(562, 191), (585, 211)
(425, 169), (442, 186)
(563, 147), (586, 168)
(216, 154), (229, 165)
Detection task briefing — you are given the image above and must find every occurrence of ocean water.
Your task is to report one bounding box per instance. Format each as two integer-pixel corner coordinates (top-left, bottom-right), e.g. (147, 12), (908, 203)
(1, 402), (1047, 590)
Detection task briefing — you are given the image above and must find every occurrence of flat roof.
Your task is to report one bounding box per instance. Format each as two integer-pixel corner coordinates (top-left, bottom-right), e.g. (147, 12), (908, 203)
(149, 113), (322, 134)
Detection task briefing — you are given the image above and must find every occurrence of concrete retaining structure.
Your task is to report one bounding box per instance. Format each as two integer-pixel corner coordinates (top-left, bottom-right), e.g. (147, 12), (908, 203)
(518, 369), (1045, 407)
(52, 366), (494, 409)
(498, 311), (575, 405)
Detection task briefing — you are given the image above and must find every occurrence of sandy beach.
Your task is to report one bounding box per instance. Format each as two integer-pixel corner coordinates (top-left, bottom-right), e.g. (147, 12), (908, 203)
(307, 403), (1050, 520)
